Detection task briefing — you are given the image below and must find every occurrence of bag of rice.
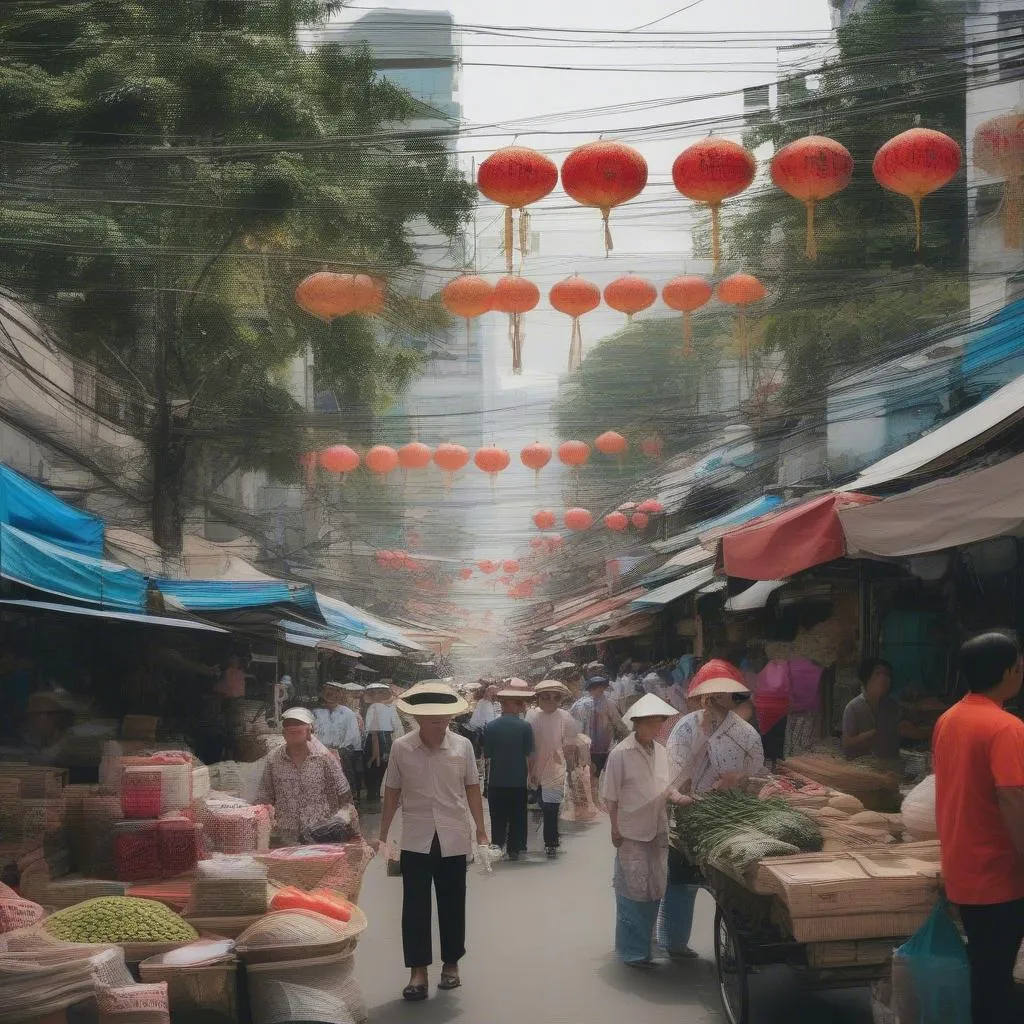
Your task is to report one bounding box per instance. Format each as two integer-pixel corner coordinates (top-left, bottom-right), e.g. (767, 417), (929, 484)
(97, 981), (170, 1024)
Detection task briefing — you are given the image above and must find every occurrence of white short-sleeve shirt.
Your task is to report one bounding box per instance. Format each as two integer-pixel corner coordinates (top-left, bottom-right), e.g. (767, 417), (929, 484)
(600, 734), (673, 842)
(383, 728), (479, 856)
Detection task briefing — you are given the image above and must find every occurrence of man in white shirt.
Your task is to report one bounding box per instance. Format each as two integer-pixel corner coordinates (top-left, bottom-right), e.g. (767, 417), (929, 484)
(374, 681), (489, 1003)
(363, 681), (404, 807)
(313, 681), (362, 802)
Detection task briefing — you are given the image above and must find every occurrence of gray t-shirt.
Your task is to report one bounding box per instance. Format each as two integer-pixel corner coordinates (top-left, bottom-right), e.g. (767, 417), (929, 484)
(842, 693), (901, 760)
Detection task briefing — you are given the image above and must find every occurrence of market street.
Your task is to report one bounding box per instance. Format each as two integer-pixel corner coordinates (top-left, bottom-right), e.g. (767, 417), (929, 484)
(355, 811), (872, 1024)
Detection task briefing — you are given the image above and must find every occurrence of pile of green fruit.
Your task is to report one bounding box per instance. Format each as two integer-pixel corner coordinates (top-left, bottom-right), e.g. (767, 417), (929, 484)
(42, 896), (198, 944)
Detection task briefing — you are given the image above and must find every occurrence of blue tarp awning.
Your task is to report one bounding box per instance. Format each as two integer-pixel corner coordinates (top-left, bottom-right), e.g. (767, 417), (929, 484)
(0, 523), (147, 611)
(278, 617), (401, 658)
(155, 577), (320, 614)
(651, 495), (785, 558)
(0, 465), (104, 557)
(317, 592), (423, 651)
(962, 298), (1024, 377)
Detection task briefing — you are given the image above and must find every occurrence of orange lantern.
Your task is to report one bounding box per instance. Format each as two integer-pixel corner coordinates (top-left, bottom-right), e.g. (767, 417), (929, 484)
(595, 430), (628, 472)
(295, 273), (385, 320)
(477, 559), (499, 575)
(398, 442), (432, 472)
(474, 446), (511, 490)
(319, 444), (360, 477)
(549, 276), (602, 372)
(973, 112), (1024, 248)
(872, 127), (961, 251)
(604, 275), (657, 321)
(672, 139), (756, 269)
(604, 511), (628, 532)
(716, 273), (767, 360)
(492, 276), (541, 374)
(631, 511), (650, 530)
(477, 147), (559, 273)
(434, 442), (470, 489)
(442, 275), (494, 351)
(533, 509), (557, 530)
(558, 440), (591, 470)
(503, 559), (520, 575)
(637, 499), (664, 515)
(458, 567), (473, 581)
(521, 441), (552, 483)
(561, 141), (648, 254)
(641, 436), (664, 460)
(564, 508), (593, 531)
(365, 445), (399, 477)
(662, 276), (714, 357)
(771, 136), (854, 260)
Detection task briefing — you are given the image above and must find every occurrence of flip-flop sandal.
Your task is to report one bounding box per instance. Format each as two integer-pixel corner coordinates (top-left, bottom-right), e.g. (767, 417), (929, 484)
(438, 974), (462, 990)
(402, 985), (428, 1002)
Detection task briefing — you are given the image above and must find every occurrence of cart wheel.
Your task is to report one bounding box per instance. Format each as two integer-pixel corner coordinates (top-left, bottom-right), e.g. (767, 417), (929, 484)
(714, 904), (750, 1024)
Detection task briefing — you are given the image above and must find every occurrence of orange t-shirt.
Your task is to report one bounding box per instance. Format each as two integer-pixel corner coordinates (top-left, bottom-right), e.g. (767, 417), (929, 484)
(932, 693), (1024, 905)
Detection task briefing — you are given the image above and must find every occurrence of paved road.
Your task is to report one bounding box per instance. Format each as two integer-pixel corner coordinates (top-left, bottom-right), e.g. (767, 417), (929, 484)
(355, 808), (873, 1024)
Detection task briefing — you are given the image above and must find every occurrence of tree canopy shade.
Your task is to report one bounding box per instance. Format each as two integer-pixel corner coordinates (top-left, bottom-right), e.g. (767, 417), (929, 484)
(0, 0), (475, 553)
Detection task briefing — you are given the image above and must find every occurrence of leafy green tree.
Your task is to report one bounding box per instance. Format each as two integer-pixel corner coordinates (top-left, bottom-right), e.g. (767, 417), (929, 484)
(0, 1), (474, 553)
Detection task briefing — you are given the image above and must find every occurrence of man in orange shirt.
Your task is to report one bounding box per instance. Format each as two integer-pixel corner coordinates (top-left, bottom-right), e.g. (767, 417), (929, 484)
(933, 631), (1024, 1023)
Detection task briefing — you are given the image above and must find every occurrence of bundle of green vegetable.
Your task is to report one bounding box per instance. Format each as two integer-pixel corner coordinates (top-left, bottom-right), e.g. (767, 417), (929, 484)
(42, 896), (198, 944)
(671, 791), (823, 875)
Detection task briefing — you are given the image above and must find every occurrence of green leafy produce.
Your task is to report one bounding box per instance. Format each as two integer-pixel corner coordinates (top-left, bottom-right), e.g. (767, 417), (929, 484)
(42, 896), (198, 945)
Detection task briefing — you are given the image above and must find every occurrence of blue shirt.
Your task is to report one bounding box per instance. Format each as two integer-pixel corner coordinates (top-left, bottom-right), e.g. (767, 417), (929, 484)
(484, 713), (535, 788)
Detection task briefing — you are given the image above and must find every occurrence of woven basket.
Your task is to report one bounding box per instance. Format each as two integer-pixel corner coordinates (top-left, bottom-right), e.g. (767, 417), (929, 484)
(190, 878), (269, 917)
(139, 956), (237, 1023)
(245, 949), (366, 1024)
(234, 907), (367, 965)
(255, 842), (370, 892)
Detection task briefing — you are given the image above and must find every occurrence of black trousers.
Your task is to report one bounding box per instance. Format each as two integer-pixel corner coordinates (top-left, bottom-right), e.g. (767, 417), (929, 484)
(400, 834), (467, 969)
(541, 800), (560, 849)
(363, 757), (385, 804)
(488, 785), (528, 853)
(958, 897), (1024, 1024)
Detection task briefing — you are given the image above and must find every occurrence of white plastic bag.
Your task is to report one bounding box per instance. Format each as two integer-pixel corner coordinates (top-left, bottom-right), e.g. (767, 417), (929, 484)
(475, 845), (503, 875)
(901, 775), (937, 840)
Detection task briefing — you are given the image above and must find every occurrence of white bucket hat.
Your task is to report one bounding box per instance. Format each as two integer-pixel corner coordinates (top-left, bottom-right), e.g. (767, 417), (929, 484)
(282, 707), (315, 727)
(496, 678), (535, 700)
(396, 680), (470, 717)
(623, 693), (678, 725)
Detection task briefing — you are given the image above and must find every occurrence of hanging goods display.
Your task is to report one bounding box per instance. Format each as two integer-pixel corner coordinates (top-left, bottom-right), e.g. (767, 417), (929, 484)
(441, 275), (494, 351)
(672, 138), (757, 269)
(295, 272), (384, 320)
(474, 446), (511, 490)
(661, 276), (713, 356)
(716, 273), (767, 360)
(872, 127), (962, 251)
(318, 445), (360, 479)
(564, 508), (593, 531)
(364, 445), (399, 478)
(972, 112), (1024, 248)
(549, 276), (601, 372)
(533, 509), (557, 530)
(492, 275), (540, 374)
(561, 140), (648, 254)
(604, 274), (657, 321)
(477, 147), (559, 272)
(770, 135), (854, 260)
(604, 511), (628, 532)
(521, 442), (553, 483)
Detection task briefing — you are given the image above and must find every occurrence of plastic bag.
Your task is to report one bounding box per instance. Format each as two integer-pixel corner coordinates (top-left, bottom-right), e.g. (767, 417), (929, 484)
(891, 898), (970, 1024)
(299, 805), (360, 845)
(901, 775), (937, 840)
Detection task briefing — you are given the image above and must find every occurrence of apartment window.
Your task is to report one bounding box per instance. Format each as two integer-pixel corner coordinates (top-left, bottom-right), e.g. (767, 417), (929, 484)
(998, 10), (1024, 81)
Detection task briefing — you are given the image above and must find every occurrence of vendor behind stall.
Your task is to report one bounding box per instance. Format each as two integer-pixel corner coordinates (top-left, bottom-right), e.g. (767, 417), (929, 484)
(841, 658), (929, 761)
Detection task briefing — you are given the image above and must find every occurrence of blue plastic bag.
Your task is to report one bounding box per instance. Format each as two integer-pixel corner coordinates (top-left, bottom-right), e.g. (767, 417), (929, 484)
(891, 898), (971, 1024)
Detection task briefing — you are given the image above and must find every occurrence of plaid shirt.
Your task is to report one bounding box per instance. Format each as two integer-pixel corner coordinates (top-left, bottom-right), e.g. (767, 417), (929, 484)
(256, 738), (350, 840)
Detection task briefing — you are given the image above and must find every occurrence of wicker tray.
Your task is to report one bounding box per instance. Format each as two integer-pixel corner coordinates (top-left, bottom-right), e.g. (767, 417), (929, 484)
(234, 906), (367, 964)
(184, 914), (265, 939)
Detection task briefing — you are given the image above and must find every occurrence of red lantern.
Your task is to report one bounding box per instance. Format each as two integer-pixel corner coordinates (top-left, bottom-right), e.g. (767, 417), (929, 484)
(365, 445), (399, 477)
(558, 440), (591, 471)
(641, 436), (664, 460)
(474, 446), (511, 490)
(716, 273), (767, 360)
(477, 147), (559, 272)
(529, 537), (545, 551)
(595, 431), (627, 457)
(442, 275), (494, 352)
(561, 141), (648, 254)
(295, 273), (384, 320)
(637, 499), (664, 515)
(604, 511), (628, 532)
(672, 139), (757, 270)
(631, 512), (650, 530)
(604, 275), (657, 321)
(319, 444), (360, 476)
(521, 442), (552, 483)
(872, 127), (961, 251)
(434, 442), (470, 489)
(492, 276), (541, 374)
(477, 559), (499, 575)
(662, 276), (713, 357)
(771, 136), (854, 260)
(973, 113), (1024, 248)
(549, 276), (602, 372)
(503, 559), (520, 575)
(458, 567), (473, 581)
(398, 442), (432, 471)
(564, 508), (593, 531)
(533, 509), (557, 530)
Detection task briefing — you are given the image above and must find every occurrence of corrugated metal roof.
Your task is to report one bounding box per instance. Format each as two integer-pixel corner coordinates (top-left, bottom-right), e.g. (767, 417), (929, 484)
(631, 565), (718, 609)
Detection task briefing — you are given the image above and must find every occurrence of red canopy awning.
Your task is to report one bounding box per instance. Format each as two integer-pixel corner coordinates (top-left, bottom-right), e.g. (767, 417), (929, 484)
(719, 493), (878, 581)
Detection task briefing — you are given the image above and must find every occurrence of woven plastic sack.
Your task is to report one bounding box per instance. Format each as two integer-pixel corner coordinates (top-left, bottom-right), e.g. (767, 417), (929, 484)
(203, 803), (273, 855)
(157, 817), (203, 877)
(97, 981), (170, 1024)
(901, 775), (937, 840)
(0, 882), (44, 934)
(891, 898), (970, 1024)
(246, 950), (366, 1024)
(317, 841), (375, 903)
(256, 843), (365, 892)
(113, 820), (161, 881)
(561, 763), (598, 822)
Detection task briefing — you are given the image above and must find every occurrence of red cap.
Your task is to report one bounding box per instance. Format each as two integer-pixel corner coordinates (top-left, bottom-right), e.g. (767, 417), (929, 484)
(687, 658), (745, 696)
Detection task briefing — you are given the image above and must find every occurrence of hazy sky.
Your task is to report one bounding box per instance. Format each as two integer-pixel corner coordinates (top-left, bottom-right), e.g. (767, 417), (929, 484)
(337, 0), (833, 379)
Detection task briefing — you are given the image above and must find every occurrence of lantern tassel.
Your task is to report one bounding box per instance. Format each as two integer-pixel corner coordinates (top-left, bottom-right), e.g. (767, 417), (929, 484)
(912, 195), (922, 253)
(711, 203), (722, 270)
(805, 200), (817, 262)
(1004, 176), (1023, 250)
(519, 208), (531, 265)
(601, 207), (613, 256)
(567, 318), (583, 373)
(683, 311), (694, 358)
(511, 312), (523, 375)
(503, 206), (514, 274)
